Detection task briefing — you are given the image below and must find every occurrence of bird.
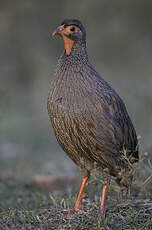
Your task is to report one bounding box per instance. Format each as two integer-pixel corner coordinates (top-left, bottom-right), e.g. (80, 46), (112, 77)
(47, 19), (139, 216)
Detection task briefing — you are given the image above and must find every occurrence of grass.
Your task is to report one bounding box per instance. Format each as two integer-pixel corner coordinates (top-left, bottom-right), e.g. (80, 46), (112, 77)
(0, 170), (152, 230)
(0, 145), (152, 229)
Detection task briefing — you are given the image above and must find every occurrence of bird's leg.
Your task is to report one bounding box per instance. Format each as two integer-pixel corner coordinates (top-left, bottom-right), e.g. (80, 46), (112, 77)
(62, 175), (89, 214)
(100, 177), (110, 216)
(74, 175), (90, 211)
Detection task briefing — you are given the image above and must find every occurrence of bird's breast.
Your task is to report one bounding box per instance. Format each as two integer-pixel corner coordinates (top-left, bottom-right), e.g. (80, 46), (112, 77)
(49, 71), (94, 115)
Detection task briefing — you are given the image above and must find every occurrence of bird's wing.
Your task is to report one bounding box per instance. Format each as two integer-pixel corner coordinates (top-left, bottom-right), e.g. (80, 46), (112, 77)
(73, 68), (138, 168)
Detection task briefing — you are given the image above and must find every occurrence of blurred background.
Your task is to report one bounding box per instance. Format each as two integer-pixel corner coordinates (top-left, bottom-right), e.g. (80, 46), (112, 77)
(0, 0), (152, 182)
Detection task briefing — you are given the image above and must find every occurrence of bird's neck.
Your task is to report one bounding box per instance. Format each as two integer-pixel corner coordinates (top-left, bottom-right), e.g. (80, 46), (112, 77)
(70, 40), (88, 57)
(59, 41), (88, 71)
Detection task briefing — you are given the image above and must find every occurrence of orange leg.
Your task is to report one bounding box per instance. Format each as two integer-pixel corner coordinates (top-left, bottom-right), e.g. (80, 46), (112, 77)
(100, 178), (110, 216)
(62, 175), (89, 214)
(74, 175), (89, 211)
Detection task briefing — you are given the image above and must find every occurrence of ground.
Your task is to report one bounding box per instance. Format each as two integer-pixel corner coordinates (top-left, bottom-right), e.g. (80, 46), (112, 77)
(0, 172), (152, 230)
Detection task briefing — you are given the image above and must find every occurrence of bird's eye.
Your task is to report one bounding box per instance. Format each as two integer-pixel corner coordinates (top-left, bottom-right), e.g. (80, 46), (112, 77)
(70, 27), (75, 32)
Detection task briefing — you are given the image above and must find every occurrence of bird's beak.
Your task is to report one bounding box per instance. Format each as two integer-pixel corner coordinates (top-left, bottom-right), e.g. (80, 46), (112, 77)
(52, 25), (65, 36)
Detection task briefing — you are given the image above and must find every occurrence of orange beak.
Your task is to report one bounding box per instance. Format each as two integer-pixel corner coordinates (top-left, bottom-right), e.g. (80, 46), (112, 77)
(52, 25), (65, 36)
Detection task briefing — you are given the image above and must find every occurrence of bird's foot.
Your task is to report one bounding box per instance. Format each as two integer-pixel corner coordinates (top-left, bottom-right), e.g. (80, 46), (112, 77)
(62, 202), (84, 215)
(100, 205), (106, 217)
(62, 208), (83, 215)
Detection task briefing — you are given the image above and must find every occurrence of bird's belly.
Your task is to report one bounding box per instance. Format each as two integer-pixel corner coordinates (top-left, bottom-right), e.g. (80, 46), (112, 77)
(48, 96), (132, 177)
(49, 100), (99, 173)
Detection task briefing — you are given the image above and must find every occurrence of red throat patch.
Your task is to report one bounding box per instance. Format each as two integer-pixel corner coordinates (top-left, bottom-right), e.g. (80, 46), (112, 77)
(62, 34), (74, 55)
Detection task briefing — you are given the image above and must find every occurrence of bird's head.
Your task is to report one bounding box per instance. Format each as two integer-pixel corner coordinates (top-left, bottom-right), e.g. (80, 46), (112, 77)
(52, 19), (86, 55)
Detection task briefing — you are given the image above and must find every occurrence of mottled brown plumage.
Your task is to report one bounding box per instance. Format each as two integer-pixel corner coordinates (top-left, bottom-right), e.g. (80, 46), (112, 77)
(47, 19), (139, 215)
